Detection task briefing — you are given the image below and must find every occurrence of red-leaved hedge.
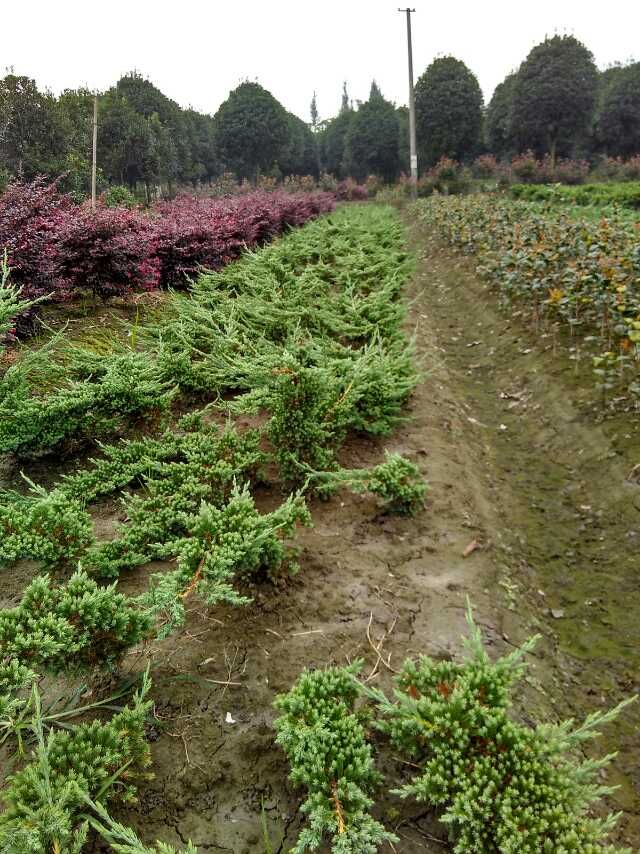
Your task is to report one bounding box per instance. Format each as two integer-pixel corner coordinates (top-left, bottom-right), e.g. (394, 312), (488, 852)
(0, 180), (336, 304)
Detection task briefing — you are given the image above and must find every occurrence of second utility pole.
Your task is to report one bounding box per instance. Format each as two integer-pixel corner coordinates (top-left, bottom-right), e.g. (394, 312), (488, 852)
(399, 7), (418, 199)
(91, 93), (98, 211)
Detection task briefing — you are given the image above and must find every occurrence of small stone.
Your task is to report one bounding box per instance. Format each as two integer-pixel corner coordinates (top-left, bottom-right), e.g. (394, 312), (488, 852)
(550, 608), (565, 619)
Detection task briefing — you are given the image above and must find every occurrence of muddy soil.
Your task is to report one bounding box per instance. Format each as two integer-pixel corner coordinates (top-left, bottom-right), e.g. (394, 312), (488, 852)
(2, 214), (639, 852)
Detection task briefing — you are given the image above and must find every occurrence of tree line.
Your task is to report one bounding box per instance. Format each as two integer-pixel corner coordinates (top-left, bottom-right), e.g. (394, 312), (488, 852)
(0, 73), (319, 198)
(1, 34), (638, 197)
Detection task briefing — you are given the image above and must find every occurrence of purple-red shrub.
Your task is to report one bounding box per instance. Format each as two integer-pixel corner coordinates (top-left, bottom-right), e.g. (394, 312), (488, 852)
(0, 178), (76, 301)
(0, 181), (336, 308)
(336, 179), (368, 201)
(552, 157), (590, 185)
(472, 154), (499, 179)
(151, 191), (335, 287)
(622, 155), (640, 181)
(511, 151), (545, 184)
(54, 206), (161, 298)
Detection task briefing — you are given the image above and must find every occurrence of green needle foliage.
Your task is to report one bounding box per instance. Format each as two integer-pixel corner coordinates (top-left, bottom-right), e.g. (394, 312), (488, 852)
(0, 672), (154, 854)
(274, 662), (397, 854)
(367, 604), (635, 853)
(0, 570), (152, 675)
(0, 351), (177, 457)
(143, 484), (311, 637)
(0, 489), (94, 570)
(0, 205), (415, 456)
(0, 252), (36, 357)
(265, 359), (341, 486)
(308, 450), (427, 514)
(82, 795), (198, 853)
(79, 424), (267, 579)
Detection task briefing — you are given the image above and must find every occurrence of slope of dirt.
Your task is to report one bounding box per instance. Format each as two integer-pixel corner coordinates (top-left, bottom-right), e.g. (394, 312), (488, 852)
(2, 211), (638, 852)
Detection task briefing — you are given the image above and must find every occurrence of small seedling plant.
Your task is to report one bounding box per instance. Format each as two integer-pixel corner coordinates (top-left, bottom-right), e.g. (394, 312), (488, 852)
(0, 672), (154, 853)
(273, 662), (397, 853)
(365, 604), (635, 854)
(306, 450), (427, 514)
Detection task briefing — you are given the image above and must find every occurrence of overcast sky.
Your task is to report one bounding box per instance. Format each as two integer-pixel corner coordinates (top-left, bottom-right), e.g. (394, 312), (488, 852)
(3, 1), (639, 121)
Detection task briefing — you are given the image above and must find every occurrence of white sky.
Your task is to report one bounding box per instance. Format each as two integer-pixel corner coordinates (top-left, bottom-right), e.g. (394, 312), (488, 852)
(3, 0), (639, 121)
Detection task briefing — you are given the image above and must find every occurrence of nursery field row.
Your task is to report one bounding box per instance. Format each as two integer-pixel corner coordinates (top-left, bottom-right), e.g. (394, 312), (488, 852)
(0, 178), (335, 312)
(510, 180), (640, 211)
(415, 195), (640, 404)
(0, 203), (634, 853)
(0, 204), (425, 851)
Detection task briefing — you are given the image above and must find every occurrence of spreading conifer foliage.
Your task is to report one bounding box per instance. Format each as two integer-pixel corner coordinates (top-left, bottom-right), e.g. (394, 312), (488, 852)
(309, 450), (427, 514)
(0, 489), (94, 569)
(367, 605), (634, 853)
(80, 424), (267, 579)
(0, 673), (153, 853)
(142, 485), (311, 637)
(274, 662), (397, 853)
(82, 796), (198, 853)
(0, 571), (151, 675)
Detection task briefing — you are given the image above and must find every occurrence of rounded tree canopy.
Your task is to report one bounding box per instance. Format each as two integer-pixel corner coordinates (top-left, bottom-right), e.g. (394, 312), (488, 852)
(510, 35), (598, 162)
(414, 56), (484, 168)
(597, 62), (640, 158)
(214, 81), (290, 181)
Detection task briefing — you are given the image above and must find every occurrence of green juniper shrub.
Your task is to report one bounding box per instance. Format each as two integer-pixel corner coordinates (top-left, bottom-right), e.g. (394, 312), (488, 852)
(142, 484), (311, 637)
(0, 352), (177, 456)
(81, 425), (267, 579)
(366, 604), (634, 854)
(0, 490), (94, 570)
(0, 660), (38, 741)
(265, 359), (340, 487)
(82, 795), (198, 853)
(0, 570), (152, 675)
(0, 252), (37, 356)
(0, 672), (154, 853)
(308, 451), (427, 515)
(274, 662), (398, 854)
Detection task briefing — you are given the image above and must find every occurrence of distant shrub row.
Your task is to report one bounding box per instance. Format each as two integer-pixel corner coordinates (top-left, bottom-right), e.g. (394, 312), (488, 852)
(0, 179), (336, 305)
(510, 180), (640, 209)
(376, 153), (640, 203)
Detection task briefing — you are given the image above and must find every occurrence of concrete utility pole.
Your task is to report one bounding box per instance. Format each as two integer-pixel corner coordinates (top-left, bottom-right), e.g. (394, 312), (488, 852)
(398, 8), (418, 199)
(91, 93), (98, 211)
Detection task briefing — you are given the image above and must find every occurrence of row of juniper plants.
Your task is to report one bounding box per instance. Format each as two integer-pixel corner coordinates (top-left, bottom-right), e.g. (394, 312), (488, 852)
(0, 204), (426, 850)
(274, 604), (635, 853)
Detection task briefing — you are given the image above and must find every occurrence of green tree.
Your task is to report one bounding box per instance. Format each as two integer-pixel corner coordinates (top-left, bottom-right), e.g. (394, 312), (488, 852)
(343, 81), (400, 182)
(596, 62), (640, 157)
(0, 74), (67, 179)
(396, 105), (410, 174)
(55, 88), (99, 196)
(281, 113), (317, 176)
(486, 72), (517, 159)
(214, 81), (289, 181)
(414, 57), (484, 168)
(319, 113), (353, 178)
(510, 35), (598, 165)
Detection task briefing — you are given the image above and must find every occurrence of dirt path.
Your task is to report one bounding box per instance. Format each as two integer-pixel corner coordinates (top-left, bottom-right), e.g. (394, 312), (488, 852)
(16, 211), (637, 853)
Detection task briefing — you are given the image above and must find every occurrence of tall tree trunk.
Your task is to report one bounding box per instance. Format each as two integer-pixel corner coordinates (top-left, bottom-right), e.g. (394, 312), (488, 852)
(549, 136), (557, 171)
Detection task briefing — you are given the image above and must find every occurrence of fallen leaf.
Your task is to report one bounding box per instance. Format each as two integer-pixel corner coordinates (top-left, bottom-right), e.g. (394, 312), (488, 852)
(462, 539), (479, 558)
